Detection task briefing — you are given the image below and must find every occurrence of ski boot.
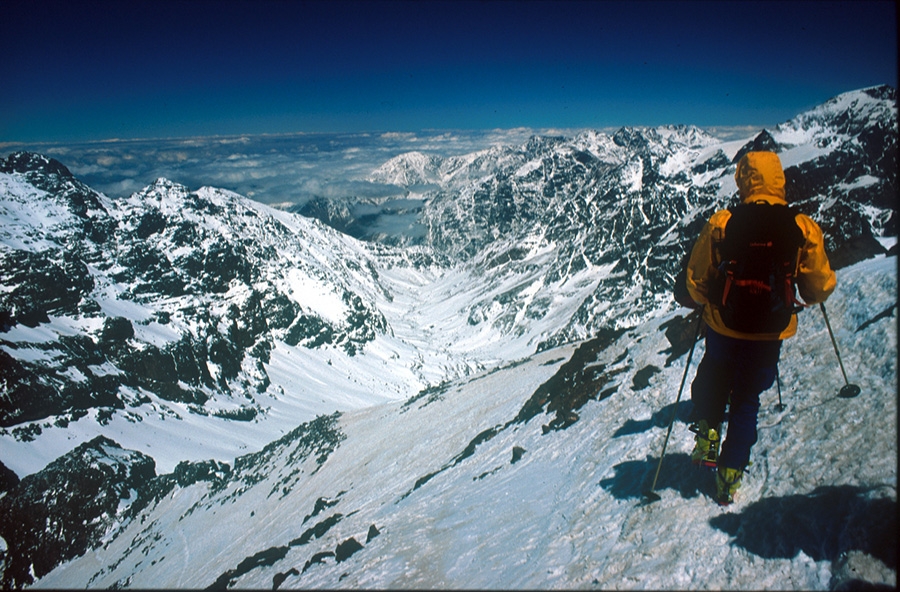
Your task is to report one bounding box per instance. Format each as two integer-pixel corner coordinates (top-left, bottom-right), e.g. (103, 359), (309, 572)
(715, 466), (743, 506)
(689, 420), (720, 469)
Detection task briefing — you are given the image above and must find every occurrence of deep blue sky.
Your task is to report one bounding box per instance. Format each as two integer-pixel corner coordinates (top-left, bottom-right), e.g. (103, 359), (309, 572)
(1, 0), (896, 143)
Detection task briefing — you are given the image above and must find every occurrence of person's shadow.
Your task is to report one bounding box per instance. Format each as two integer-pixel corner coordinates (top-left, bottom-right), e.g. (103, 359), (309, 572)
(599, 460), (897, 588)
(709, 485), (896, 571)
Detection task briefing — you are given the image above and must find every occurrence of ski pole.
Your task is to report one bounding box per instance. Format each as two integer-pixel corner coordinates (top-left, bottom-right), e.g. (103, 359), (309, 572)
(644, 311), (703, 503)
(819, 302), (861, 398)
(775, 368), (785, 412)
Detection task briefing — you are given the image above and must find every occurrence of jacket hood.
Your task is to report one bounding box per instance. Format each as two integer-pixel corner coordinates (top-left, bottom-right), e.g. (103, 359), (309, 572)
(735, 151), (786, 202)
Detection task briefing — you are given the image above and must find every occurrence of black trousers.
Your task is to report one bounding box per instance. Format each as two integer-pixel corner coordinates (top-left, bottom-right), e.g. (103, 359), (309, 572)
(689, 328), (782, 470)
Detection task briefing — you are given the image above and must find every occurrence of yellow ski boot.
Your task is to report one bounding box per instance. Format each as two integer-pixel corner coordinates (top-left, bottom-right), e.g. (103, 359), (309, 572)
(716, 466), (743, 505)
(690, 420), (720, 468)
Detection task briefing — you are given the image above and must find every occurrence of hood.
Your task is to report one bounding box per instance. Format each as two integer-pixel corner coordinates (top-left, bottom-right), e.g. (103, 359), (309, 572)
(735, 151), (786, 202)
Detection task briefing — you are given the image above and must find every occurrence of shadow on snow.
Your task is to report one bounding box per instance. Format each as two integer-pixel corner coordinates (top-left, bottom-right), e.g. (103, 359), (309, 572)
(709, 485), (897, 569)
(599, 452), (708, 501)
(600, 459), (897, 574)
(612, 401), (693, 438)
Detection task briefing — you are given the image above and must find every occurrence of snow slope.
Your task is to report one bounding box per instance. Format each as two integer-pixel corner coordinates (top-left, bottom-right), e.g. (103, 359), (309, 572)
(1, 86), (896, 589)
(35, 254), (897, 590)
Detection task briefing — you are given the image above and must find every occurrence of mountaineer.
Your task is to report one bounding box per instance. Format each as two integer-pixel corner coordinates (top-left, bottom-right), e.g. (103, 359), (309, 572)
(683, 150), (837, 505)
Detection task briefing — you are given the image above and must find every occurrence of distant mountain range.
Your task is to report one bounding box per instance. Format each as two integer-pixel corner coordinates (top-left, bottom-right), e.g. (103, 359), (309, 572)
(0, 85), (896, 589)
(305, 85), (895, 346)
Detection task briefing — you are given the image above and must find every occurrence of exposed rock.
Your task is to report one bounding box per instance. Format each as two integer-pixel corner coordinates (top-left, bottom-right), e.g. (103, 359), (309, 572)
(0, 437), (156, 589)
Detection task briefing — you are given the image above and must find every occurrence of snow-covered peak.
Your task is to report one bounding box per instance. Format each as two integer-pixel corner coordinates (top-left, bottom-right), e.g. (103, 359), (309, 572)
(369, 151), (443, 186)
(774, 85), (898, 146)
(0, 151), (74, 178)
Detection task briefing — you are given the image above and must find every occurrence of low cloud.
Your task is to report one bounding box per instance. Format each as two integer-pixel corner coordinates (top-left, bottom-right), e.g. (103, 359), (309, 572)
(701, 125), (765, 141)
(1, 132), (502, 204)
(2, 126), (762, 207)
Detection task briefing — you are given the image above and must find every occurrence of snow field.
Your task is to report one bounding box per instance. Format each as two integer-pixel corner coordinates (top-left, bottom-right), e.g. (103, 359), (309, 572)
(33, 255), (897, 590)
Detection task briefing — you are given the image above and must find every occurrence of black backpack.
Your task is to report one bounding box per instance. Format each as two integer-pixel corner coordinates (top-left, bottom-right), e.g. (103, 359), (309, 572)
(709, 202), (806, 334)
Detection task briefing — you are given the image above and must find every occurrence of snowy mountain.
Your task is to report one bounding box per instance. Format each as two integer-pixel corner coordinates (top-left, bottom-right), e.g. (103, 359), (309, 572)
(0, 85), (897, 589)
(307, 87), (897, 351)
(0, 157), (444, 469)
(11, 256), (899, 590)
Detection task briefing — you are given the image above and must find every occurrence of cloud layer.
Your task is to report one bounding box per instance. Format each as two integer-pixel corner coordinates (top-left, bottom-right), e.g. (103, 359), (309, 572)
(2, 125), (768, 209)
(4, 130), (544, 205)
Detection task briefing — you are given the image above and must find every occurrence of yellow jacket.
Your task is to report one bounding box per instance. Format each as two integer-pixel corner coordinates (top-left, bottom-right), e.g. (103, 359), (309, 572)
(686, 151), (837, 340)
